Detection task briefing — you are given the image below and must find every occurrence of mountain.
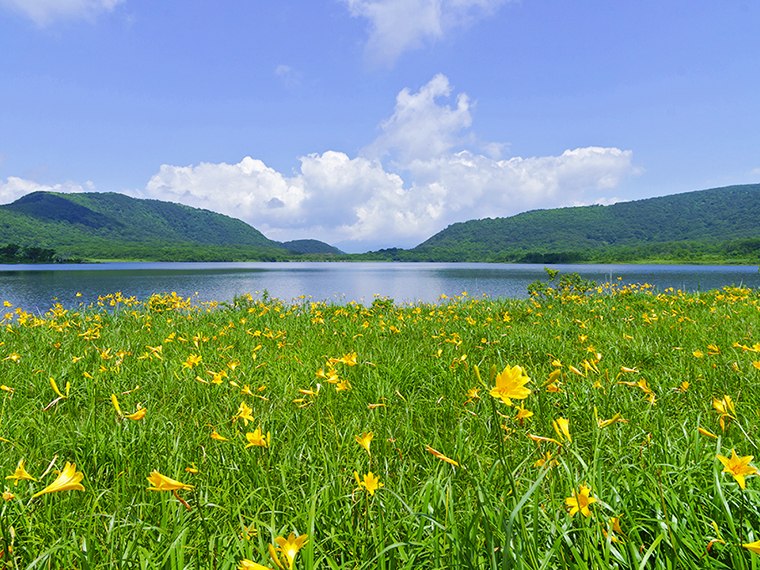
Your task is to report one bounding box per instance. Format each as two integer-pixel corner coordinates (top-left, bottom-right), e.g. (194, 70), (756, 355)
(280, 239), (344, 255)
(354, 183), (760, 263)
(0, 191), (338, 262)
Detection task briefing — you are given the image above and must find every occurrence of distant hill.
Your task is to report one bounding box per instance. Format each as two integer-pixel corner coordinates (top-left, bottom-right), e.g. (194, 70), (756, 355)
(280, 239), (344, 255)
(355, 183), (760, 263)
(0, 191), (338, 262)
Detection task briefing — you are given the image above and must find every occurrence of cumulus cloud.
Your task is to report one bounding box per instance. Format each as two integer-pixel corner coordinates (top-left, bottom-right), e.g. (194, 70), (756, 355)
(0, 0), (124, 26)
(363, 73), (472, 165)
(0, 177), (90, 204)
(2, 75), (637, 252)
(140, 76), (637, 251)
(342, 0), (510, 67)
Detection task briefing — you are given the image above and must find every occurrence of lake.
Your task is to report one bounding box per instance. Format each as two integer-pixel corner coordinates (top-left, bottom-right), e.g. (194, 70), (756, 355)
(1, 262), (758, 313)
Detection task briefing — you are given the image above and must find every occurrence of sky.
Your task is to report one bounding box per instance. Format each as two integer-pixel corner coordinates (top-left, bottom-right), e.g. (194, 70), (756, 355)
(1, 0), (758, 253)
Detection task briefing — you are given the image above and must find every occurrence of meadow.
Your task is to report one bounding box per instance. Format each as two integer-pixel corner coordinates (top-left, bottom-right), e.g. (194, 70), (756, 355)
(1, 274), (760, 569)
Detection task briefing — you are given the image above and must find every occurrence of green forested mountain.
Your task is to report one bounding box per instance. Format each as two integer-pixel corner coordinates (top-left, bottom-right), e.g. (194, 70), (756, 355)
(3, 184), (760, 264)
(0, 191), (336, 261)
(355, 183), (760, 263)
(280, 239), (344, 255)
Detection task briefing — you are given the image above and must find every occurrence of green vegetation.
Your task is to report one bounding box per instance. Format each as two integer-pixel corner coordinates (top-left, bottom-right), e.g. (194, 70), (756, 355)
(0, 192), (340, 262)
(2, 280), (760, 567)
(355, 184), (760, 263)
(2, 184), (760, 263)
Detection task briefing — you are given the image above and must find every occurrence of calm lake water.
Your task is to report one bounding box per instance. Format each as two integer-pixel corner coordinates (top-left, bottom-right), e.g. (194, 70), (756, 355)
(0, 262), (758, 313)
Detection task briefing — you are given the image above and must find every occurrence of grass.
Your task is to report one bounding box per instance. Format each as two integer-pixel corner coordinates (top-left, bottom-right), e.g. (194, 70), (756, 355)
(1, 279), (760, 569)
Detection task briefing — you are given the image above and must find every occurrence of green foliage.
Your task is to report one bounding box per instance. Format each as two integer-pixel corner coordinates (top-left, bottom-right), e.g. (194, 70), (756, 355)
(2, 286), (760, 567)
(356, 183), (760, 263)
(0, 192), (338, 262)
(280, 240), (344, 255)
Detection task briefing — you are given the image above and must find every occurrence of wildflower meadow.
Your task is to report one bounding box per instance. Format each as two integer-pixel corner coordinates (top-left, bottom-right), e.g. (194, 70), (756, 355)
(2, 275), (760, 569)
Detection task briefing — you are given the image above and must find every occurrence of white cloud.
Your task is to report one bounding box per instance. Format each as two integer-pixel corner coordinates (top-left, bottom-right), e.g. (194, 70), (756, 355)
(3, 75), (638, 252)
(363, 73), (472, 165)
(0, 177), (89, 204)
(0, 0), (124, 26)
(275, 64), (300, 87)
(141, 77), (636, 251)
(342, 0), (509, 67)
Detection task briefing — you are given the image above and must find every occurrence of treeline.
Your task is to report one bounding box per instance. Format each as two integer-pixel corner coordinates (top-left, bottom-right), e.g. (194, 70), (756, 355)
(350, 237), (760, 265)
(0, 243), (81, 264)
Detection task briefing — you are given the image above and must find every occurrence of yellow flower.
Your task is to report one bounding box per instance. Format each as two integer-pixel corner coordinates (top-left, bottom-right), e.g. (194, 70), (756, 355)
(527, 433), (561, 446)
(5, 460), (37, 486)
(185, 463), (199, 473)
(336, 352), (358, 366)
(2, 490), (14, 501)
(565, 484), (597, 517)
(597, 413), (625, 428)
(514, 403), (533, 423)
(50, 376), (70, 399)
(425, 445), (459, 467)
(533, 451), (558, 469)
(354, 471), (383, 496)
(355, 431), (373, 455)
(124, 405), (146, 421)
(146, 470), (194, 492)
(33, 462), (84, 497)
(210, 428), (229, 441)
(744, 540), (760, 556)
(489, 365), (531, 406)
(269, 532), (308, 570)
(111, 393), (122, 416)
(245, 428), (270, 448)
(183, 354), (202, 369)
(698, 427), (719, 439)
(235, 401), (255, 426)
(716, 449), (758, 489)
(553, 417), (572, 443)
(713, 395), (736, 431)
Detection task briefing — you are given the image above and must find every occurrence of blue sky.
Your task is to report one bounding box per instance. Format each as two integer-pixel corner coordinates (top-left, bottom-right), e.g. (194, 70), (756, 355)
(1, 0), (758, 252)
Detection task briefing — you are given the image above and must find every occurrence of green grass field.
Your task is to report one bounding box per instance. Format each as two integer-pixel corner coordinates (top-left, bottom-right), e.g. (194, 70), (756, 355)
(2, 277), (760, 569)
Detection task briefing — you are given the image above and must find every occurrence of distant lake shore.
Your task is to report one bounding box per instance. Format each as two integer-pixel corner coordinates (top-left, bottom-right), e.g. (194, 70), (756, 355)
(2, 262), (759, 314)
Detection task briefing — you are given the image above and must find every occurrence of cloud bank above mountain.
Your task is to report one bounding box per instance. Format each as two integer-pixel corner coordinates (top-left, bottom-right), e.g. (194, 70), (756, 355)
(0, 75), (636, 252)
(135, 75), (636, 252)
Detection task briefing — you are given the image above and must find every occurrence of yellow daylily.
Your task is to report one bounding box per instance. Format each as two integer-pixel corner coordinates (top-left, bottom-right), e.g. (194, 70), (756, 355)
(269, 532), (308, 570)
(245, 428), (271, 448)
(146, 469), (194, 509)
(354, 471), (383, 496)
(553, 417), (572, 443)
(33, 462), (84, 498)
(716, 449), (758, 489)
(146, 470), (194, 492)
(124, 405), (146, 420)
(5, 460), (37, 486)
(50, 377), (70, 399)
(744, 540), (760, 556)
(565, 484), (597, 517)
(489, 365), (531, 406)
(210, 428), (229, 441)
(355, 431), (373, 455)
(514, 403), (534, 424)
(426, 445), (459, 467)
(235, 401), (255, 426)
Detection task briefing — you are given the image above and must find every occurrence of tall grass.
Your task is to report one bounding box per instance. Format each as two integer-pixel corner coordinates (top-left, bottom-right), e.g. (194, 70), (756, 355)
(1, 280), (760, 569)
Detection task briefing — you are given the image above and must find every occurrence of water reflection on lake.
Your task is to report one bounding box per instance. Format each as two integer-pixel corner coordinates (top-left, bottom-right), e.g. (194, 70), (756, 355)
(0, 262), (758, 313)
